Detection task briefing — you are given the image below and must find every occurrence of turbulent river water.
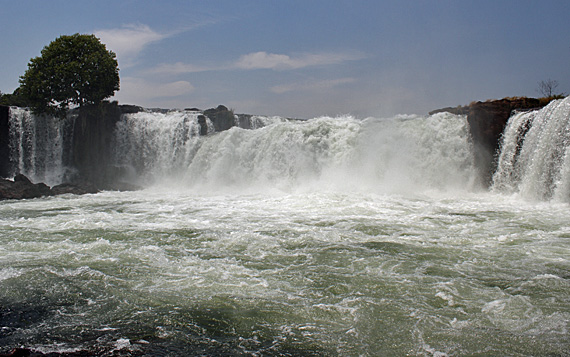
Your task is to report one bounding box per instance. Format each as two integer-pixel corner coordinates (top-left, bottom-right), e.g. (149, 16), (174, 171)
(1, 99), (569, 356)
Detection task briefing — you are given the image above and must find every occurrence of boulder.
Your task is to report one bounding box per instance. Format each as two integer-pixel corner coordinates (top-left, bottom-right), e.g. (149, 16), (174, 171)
(51, 182), (99, 195)
(204, 105), (236, 132)
(0, 174), (53, 200)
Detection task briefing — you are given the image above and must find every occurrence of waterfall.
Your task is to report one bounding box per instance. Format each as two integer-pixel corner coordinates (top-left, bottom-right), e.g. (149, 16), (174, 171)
(177, 112), (477, 192)
(3, 106), (484, 193)
(112, 111), (289, 186)
(7, 107), (75, 186)
(109, 111), (477, 192)
(492, 97), (570, 201)
(112, 110), (214, 184)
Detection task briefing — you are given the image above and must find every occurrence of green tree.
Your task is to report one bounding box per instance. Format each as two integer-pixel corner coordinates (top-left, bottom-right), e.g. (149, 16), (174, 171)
(19, 33), (120, 117)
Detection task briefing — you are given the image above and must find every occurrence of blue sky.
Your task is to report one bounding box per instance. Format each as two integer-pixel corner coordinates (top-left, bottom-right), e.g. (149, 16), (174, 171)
(1, 0), (569, 118)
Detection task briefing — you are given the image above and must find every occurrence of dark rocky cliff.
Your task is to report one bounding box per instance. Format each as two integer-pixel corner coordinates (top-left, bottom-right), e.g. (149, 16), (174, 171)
(71, 102), (124, 187)
(430, 97), (551, 185)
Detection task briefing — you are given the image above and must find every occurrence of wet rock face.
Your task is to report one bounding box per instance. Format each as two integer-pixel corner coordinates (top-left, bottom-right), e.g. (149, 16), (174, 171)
(50, 182), (99, 195)
(0, 174), (102, 200)
(467, 98), (543, 185)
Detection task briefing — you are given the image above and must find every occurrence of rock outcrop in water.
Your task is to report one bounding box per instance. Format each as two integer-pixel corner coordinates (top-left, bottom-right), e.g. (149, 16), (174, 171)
(430, 97), (556, 185)
(0, 174), (100, 200)
(203, 105), (235, 132)
(0, 174), (52, 199)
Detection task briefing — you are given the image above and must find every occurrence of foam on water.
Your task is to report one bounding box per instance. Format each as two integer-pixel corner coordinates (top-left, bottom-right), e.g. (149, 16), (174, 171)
(1, 188), (569, 355)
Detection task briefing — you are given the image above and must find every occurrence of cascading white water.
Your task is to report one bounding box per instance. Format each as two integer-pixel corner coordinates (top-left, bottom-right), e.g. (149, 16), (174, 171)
(238, 114), (286, 130)
(7, 107), (74, 185)
(492, 97), (570, 201)
(112, 110), (214, 184)
(110, 111), (477, 192)
(181, 112), (477, 193)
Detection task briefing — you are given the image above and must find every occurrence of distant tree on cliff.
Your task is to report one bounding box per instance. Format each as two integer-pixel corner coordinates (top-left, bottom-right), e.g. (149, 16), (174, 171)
(19, 33), (120, 117)
(537, 79), (560, 97)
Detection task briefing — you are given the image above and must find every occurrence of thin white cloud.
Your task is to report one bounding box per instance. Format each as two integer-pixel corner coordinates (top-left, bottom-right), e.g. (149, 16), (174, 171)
(271, 78), (356, 94)
(235, 51), (364, 70)
(95, 24), (168, 66)
(114, 77), (194, 104)
(147, 50), (365, 75)
(149, 62), (215, 75)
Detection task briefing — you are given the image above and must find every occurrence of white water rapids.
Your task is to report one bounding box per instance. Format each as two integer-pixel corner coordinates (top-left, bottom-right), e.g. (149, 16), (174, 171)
(1, 100), (569, 355)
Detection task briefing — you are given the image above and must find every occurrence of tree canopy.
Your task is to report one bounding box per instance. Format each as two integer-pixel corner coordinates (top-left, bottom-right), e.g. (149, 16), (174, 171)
(19, 33), (120, 117)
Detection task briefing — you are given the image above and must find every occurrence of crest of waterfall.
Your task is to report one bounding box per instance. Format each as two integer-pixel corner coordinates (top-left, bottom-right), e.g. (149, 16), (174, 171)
(239, 115), (287, 129)
(492, 97), (570, 201)
(7, 107), (75, 185)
